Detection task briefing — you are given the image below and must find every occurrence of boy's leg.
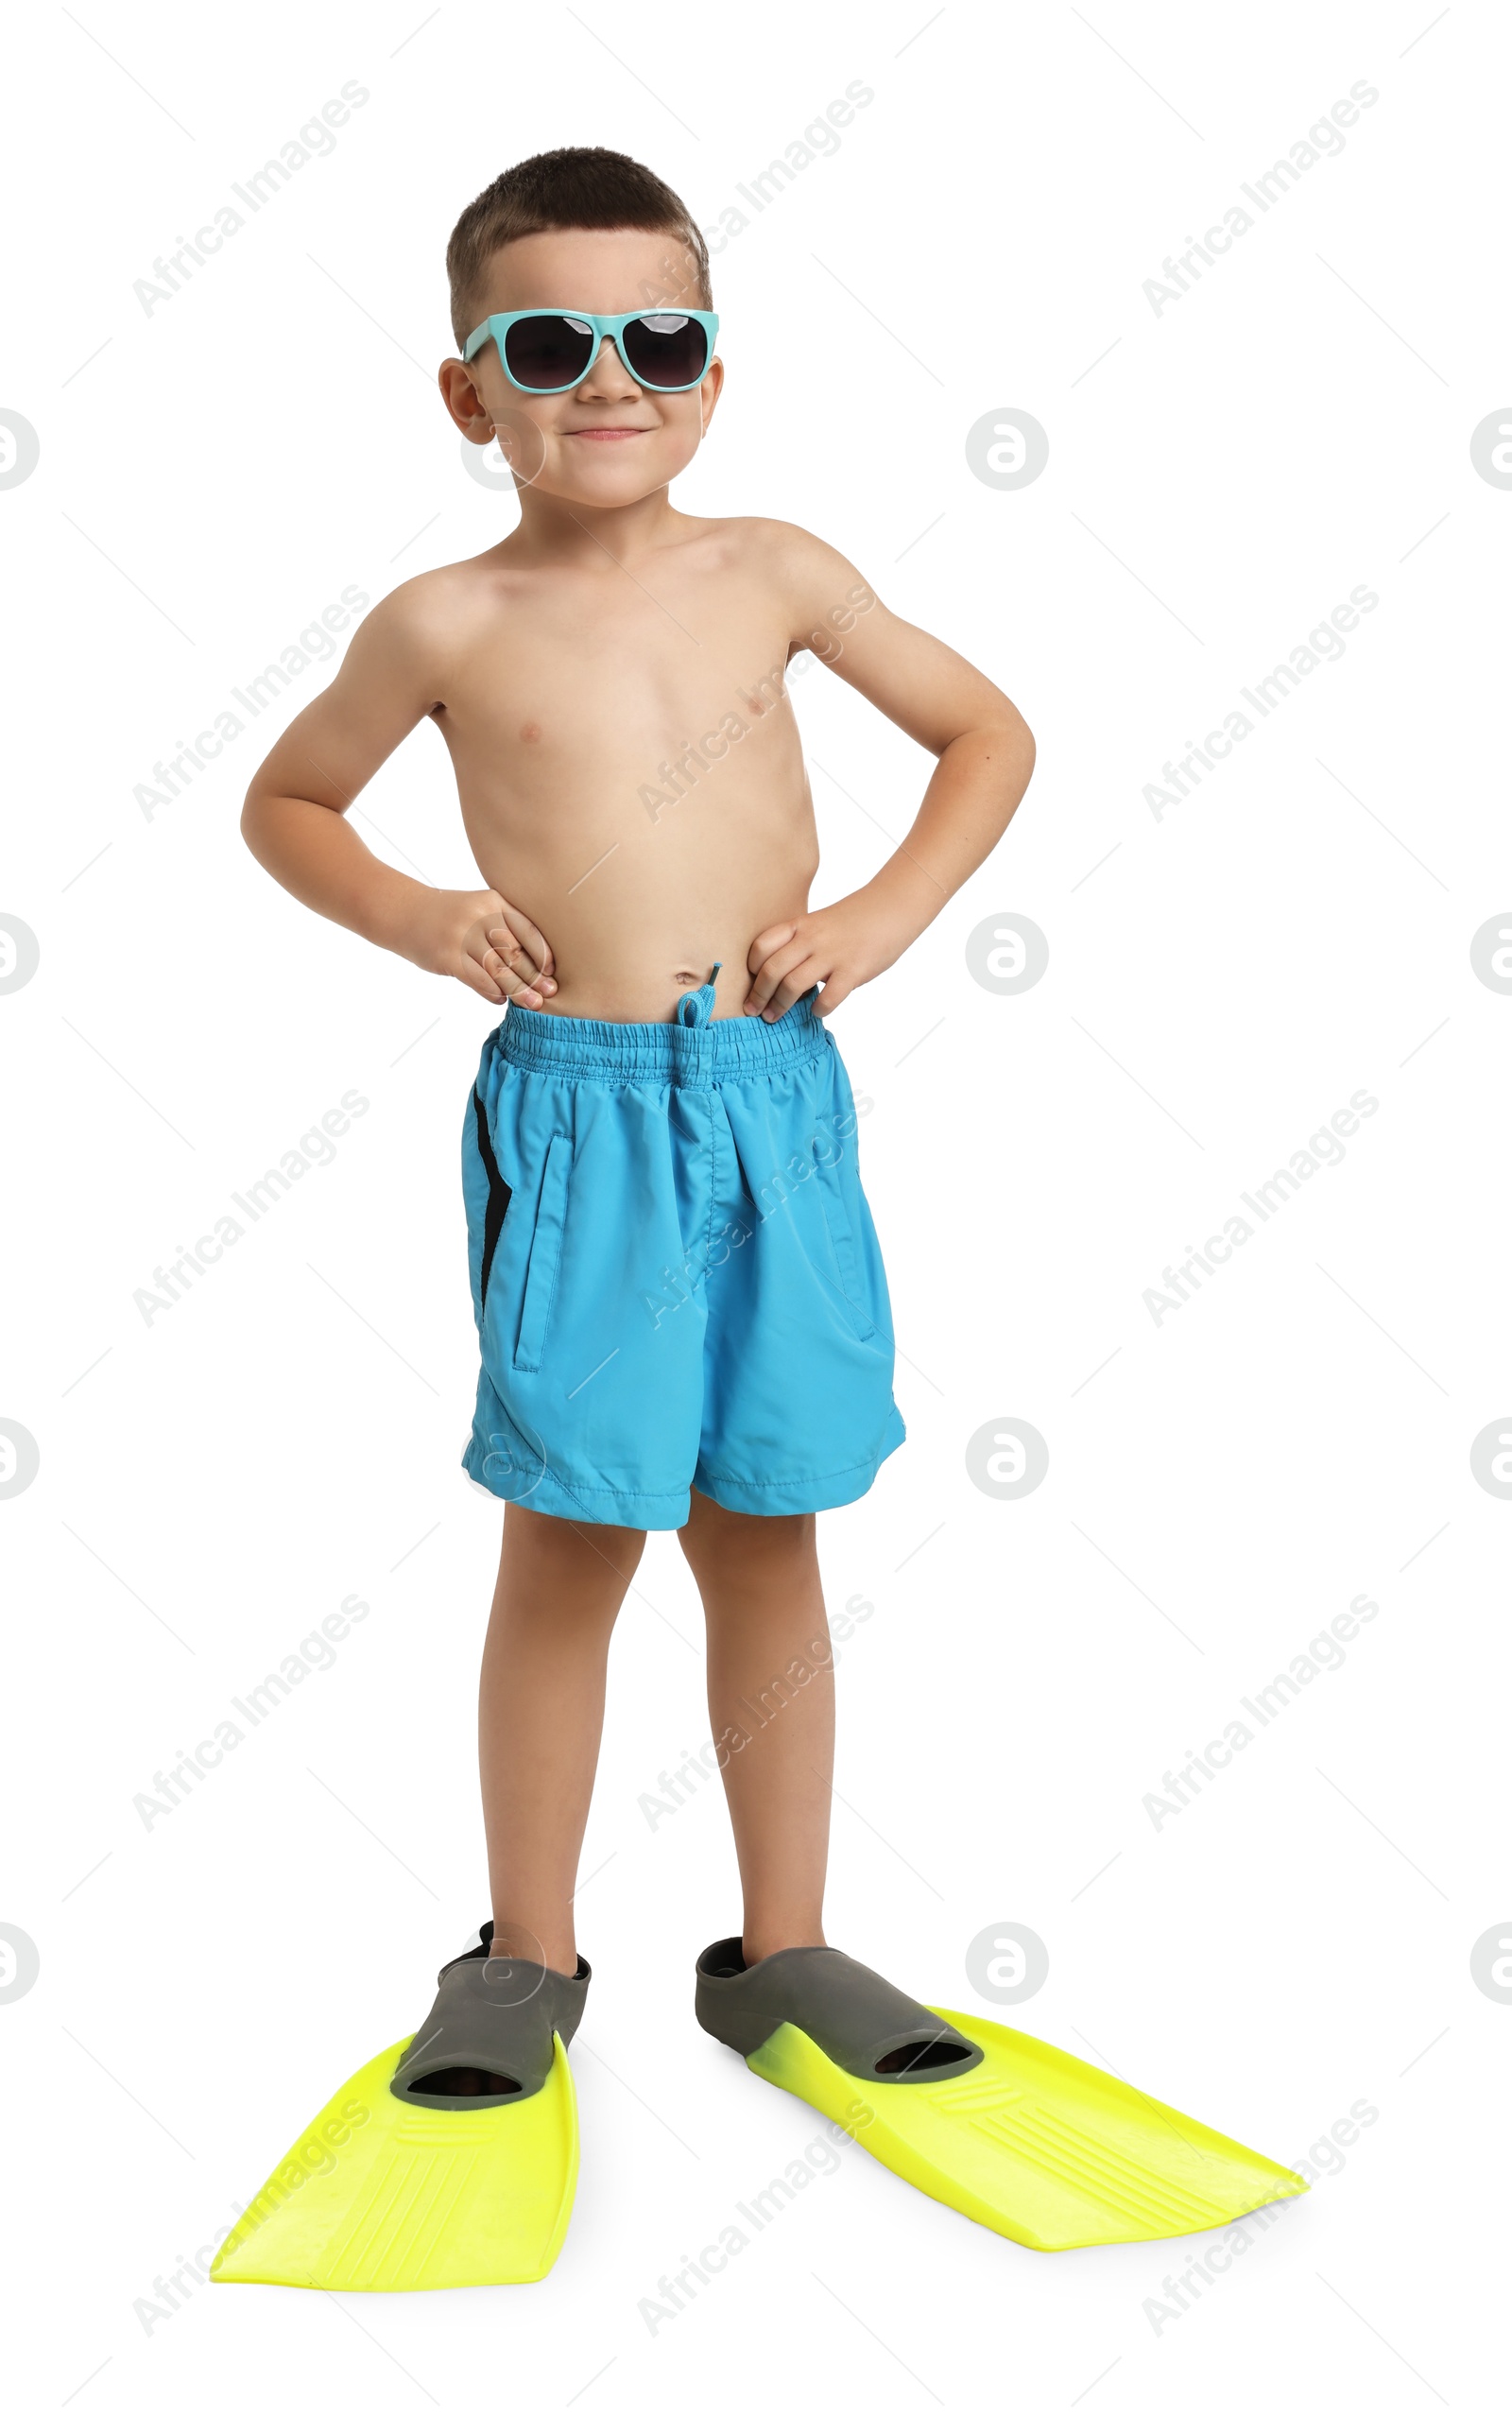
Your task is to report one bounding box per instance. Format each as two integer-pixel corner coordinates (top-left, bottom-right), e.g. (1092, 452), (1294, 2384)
(678, 1490), (833, 1962)
(479, 1500), (644, 1975)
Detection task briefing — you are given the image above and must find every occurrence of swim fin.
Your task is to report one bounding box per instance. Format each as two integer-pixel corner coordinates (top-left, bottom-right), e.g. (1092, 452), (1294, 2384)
(213, 1928), (589, 2291)
(695, 1938), (1306, 2252)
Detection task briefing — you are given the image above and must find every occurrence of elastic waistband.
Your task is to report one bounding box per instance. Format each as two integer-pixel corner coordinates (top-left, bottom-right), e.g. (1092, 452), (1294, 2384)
(496, 983), (830, 1087)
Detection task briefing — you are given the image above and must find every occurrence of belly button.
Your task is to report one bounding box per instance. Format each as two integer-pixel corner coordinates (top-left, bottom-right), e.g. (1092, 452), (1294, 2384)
(672, 970), (700, 988)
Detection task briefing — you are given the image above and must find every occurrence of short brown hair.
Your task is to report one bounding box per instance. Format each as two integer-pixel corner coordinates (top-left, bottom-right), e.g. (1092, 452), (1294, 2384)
(446, 147), (711, 347)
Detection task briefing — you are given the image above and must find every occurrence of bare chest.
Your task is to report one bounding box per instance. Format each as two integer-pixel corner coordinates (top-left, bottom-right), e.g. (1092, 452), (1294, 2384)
(439, 579), (798, 796)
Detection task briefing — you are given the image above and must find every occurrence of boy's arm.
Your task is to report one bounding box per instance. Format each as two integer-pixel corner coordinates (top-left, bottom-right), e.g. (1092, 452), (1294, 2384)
(745, 526), (1035, 1019)
(241, 584), (554, 1009)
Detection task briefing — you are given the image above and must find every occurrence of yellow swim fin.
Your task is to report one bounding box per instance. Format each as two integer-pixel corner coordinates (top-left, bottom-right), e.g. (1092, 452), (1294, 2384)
(697, 1939), (1305, 2252)
(214, 1931), (589, 2291)
(211, 2033), (577, 2290)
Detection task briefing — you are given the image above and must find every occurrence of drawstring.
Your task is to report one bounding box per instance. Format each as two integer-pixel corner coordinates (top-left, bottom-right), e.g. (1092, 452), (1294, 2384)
(676, 959), (723, 1029)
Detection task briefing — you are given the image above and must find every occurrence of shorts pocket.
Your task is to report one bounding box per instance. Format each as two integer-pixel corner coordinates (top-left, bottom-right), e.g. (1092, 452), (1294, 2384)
(513, 1132), (572, 1371)
(814, 1148), (878, 1340)
(472, 1087), (512, 1316)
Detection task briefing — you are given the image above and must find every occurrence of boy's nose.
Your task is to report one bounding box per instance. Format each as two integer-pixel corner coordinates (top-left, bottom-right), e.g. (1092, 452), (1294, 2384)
(576, 336), (642, 398)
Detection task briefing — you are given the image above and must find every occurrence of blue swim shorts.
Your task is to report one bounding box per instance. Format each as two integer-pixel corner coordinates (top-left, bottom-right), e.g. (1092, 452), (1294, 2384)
(460, 973), (904, 1528)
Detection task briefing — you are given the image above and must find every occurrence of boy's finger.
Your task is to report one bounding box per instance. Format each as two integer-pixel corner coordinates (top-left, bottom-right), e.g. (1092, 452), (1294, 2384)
(813, 971), (852, 1016)
(518, 918), (555, 975)
(760, 956), (819, 1019)
(465, 935), (523, 999)
(486, 929), (529, 972)
(456, 959), (505, 1005)
(494, 904), (556, 975)
(747, 920), (798, 972)
(493, 952), (546, 1009)
(497, 936), (556, 992)
(486, 929), (556, 993)
(744, 938), (810, 1009)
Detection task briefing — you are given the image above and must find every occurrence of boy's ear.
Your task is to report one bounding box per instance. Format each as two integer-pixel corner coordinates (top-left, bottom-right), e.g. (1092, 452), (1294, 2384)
(699, 354), (725, 435)
(438, 378), (546, 489)
(438, 355), (495, 440)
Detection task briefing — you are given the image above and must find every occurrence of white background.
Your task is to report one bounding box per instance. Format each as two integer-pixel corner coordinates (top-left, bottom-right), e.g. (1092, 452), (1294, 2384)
(3, 2), (1507, 2407)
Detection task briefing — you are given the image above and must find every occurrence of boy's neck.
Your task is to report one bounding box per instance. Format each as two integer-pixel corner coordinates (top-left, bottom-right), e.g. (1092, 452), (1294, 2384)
(506, 482), (685, 568)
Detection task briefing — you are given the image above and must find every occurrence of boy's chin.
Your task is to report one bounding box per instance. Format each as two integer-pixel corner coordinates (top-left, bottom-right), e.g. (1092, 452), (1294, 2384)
(546, 439), (697, 502)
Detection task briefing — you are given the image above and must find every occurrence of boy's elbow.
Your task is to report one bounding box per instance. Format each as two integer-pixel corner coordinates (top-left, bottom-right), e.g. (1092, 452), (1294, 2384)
(984, 705), (1034, 782)
(978, 708), (1033, 836)
(241, 785), (284, 864)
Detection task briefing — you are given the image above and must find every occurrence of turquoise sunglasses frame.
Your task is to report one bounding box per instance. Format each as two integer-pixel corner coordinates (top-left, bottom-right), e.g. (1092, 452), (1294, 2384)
(462, 308), (720, 394)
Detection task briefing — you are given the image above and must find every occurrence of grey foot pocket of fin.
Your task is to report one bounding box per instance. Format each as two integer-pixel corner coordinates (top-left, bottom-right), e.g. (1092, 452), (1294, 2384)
(694, 1937), (983, 2082)
(391, 1934), (591, 2110)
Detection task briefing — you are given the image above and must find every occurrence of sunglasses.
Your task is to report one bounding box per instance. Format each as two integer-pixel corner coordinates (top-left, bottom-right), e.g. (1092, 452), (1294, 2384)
(462, 308), (719, 395)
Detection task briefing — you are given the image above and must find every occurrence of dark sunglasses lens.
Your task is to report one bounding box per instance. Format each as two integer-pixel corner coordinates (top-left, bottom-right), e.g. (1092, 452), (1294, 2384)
(504, 315), (596, 389)
(621, 313), (708, 388)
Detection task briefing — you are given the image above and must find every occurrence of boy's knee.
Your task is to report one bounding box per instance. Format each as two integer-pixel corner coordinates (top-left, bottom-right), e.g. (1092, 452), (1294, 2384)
(566, 1518), (648, 1584)
(506, 1502), (646, 1582)
(679, 1496), (816, 1573)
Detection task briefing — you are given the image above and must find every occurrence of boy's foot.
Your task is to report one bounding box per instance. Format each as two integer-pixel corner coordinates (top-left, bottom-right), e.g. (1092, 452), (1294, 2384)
(695, 1934), (981, 2079)
(393, 1922), (591, 2106)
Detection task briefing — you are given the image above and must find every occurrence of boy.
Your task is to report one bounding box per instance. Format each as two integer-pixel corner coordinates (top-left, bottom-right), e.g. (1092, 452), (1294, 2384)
(230, 143), (1156, 2286)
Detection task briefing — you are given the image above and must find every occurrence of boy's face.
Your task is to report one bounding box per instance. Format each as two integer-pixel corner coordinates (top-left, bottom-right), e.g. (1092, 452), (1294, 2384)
(440, 226), (721, 509)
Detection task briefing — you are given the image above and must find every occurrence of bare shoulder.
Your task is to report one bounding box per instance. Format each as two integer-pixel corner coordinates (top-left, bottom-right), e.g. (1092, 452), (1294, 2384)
(338, 550), (516, 699)
(684, 514), (878, 631)
(355, 552), (508, 652)
(720, 515), (863, 581)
